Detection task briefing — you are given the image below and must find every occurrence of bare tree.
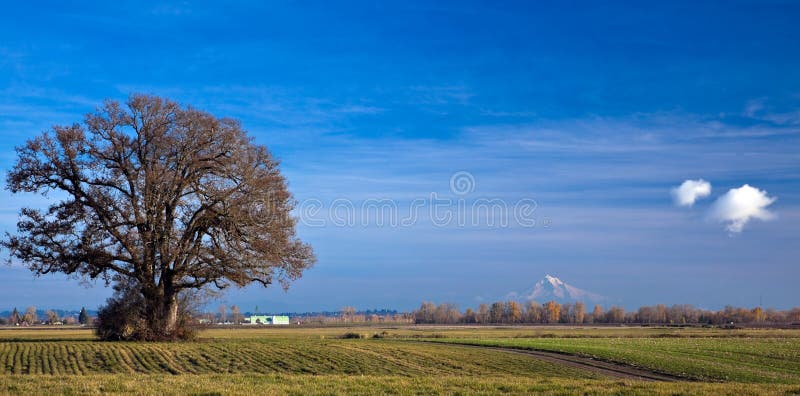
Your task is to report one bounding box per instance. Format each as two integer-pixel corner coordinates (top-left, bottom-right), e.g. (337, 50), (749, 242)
(413, 302), (435, 324)
(23, 306), (37, 325)
(489, 302), (505, 323)
(559, 303), (573, 323)
(218, 305), (227, 324)
(341, 306), (357, 323)
(2, 95), (315, 340)
(433, 303), (460, 324)
(591, 304), (604, 323)
(505, 301), (522, 323)
(544, 301), (560, 323)
(752, 307), (765, 322)
(656, 304), (667, 323)
(637, 306), (655, 323)
(523, 301), (542, 323)
(46, 310), (59, 324)
(606, 306), (626, 323)
(477, 304), (490, 324)
(573, 301), (586, 324)
(230, 305), (242, 325)
(462, 308), (477, 323)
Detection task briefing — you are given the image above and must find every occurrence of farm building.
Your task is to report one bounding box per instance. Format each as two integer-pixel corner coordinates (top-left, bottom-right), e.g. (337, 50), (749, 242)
(246, 315), (290, 325)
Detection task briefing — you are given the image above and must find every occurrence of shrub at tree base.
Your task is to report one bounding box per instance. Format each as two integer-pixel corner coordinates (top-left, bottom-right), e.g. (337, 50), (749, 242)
(95, 279), (198, 341)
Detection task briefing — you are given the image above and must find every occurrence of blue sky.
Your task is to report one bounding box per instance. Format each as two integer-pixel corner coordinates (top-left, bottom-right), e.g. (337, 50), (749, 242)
(1, 1), (799, 312)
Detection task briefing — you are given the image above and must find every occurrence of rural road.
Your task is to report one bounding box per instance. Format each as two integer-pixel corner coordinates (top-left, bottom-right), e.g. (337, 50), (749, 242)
(440, 343), (690, 382)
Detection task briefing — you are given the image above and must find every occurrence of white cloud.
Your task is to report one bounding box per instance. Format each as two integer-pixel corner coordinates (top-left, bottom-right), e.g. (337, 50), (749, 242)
(671, 179), (712, 207)
(709, 184), (776, 233)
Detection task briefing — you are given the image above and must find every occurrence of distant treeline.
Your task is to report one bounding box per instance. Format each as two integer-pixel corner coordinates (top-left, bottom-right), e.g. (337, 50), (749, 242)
(196, 305), (413, 325)
(413, 301), (800, 325)
(2, 306), (93, 326)
(292, 306), (413, 325)
(277, 308), (401, 318)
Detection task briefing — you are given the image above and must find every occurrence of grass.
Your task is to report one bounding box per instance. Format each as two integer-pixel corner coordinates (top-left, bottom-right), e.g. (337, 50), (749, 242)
(1, 325), (799, 394)
(0, 337), (601, 378)
(424, 334), (800, 383)
(1, 374), (800, 395)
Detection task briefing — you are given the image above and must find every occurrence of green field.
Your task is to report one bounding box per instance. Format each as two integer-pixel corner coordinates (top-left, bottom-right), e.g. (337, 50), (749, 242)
(1, 326), (799, 395)
(425, 336), (800, 383)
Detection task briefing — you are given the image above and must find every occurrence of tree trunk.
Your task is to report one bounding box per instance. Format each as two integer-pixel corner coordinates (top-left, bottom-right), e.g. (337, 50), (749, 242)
(142, 284), (180, 340)
(162, 293), (178, 338)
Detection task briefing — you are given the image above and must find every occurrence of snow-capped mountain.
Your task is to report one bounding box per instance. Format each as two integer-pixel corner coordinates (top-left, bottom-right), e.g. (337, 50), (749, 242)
(506, 275), (606, 304)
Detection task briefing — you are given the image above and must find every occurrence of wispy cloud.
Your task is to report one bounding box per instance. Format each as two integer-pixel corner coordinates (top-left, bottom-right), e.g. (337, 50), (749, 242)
(742, 98), (800, 126)
(0, 86), (104, 136)
(279, 113), (800, 204)
(406, 85), (474, 106)
(112, 84), (384, 131)
(334, 105), (384, 115)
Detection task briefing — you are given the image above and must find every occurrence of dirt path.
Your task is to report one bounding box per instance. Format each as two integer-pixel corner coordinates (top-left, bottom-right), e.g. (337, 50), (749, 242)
(442, 343), (691, 382)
